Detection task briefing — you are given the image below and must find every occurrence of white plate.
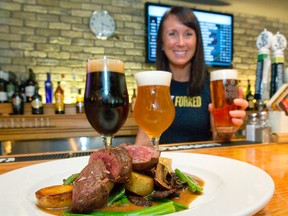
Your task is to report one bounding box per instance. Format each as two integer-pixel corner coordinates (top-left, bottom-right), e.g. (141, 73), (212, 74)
(0, 152), (274, 216)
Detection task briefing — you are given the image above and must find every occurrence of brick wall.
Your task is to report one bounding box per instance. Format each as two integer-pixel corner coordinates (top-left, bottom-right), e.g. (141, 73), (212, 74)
(0, 0), (287, 102)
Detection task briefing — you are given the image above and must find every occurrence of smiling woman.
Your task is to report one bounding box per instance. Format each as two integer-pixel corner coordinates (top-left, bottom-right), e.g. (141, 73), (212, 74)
(135, 6), (248, 145)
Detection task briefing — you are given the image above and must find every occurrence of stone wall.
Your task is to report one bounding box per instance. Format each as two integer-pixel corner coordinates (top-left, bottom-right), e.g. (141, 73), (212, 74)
(0, 0), (287, 102)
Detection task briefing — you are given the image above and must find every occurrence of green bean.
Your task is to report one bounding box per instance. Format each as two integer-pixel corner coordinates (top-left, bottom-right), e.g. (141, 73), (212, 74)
(63, 173), (79, 185)
(63, 201), (176, 216)
(107, 184), (125, 206)
(175, 168), (203, 193)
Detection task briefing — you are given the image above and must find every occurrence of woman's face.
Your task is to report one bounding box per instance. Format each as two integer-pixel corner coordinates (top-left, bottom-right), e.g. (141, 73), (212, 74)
(162, 14), (197, 68)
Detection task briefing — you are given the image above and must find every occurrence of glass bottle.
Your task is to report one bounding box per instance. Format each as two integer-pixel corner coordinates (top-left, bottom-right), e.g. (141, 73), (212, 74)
(11, 83), (24, 115)
(6, 71), (16, 102)
(54, 81), (65, 114)
(31, 83), (44, 114)
(25, 68), (36, 103)
(130, 88), (136, 112)
(76, 88), (84, 114)
(45, 72), (53, 103)
(0, 77), (8, 103)
(19, 75), (27, 103)
(255, 111), (272, 143)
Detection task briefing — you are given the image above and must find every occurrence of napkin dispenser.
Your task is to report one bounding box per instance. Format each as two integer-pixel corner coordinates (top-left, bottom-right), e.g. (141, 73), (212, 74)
(268, 111), (288, 133)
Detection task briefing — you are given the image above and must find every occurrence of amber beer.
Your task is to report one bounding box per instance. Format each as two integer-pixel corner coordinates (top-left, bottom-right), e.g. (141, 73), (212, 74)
(210, 69), (238, 139)
(84, 58), (129, 136)
(133, 71), (175, 139)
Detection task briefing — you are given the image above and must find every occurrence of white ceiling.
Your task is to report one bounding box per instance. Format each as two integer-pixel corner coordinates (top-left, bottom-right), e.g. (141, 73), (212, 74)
(185, 0), (288, 20)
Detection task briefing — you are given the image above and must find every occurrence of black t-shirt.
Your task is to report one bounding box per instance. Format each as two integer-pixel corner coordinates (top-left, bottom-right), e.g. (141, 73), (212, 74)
(160, 79), (212, 144)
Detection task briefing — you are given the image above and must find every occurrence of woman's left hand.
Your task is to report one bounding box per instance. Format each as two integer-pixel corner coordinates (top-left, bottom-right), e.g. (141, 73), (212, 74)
(229, 87), (248, 129)
(208, 88), (249, 131)
(230, 98), (248, 128)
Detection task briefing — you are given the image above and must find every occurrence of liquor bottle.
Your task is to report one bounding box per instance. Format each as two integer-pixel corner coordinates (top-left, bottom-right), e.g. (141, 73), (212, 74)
(11, 83), (24, 115)
(31, 83), (44, 114)
(54, 81), (65, 114)
(75, 88), (84, 113)
(45, 72), (53, 103)
(25, 68), (36, 103)
(0, 70), (8, 103)
(130, 88), (136, 112)
(6, 71), (16, 102)
(0, 78), (8, 103)
(245, 79), (255, 110)
(19, 75), (27, 103)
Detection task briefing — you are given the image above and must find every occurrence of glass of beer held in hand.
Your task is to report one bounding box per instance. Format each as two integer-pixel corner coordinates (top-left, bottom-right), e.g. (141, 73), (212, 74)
(210, 69), (239, 140)
(133, 71), (175, 149)
(84, 57), (129, 148)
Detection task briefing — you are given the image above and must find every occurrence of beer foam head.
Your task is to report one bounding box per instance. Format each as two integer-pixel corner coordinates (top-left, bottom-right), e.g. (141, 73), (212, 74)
(87, 57), (124, 73)
(134, 71), (172, 86)
(210, 69), (238, 81)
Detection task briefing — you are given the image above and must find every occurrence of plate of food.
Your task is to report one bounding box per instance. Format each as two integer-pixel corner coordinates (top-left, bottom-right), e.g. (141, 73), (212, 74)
(0, 145), (274, 216)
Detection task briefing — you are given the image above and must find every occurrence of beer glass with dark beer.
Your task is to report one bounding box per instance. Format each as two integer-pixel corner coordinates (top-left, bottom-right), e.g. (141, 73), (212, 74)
(133, 71), (175, 149)
(84, 57), (129, 148)
(210, 69), (239, 140)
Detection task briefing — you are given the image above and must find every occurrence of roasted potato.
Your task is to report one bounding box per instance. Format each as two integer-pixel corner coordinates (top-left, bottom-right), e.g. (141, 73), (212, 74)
(35, 185), (73, 209)
(125, 171), (154, 196)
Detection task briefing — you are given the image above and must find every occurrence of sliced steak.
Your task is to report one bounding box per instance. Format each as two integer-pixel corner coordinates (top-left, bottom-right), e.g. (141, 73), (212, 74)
(71, 159), (110, 213)
(89, 146), (132, 183)
(120, 144), (160, 171)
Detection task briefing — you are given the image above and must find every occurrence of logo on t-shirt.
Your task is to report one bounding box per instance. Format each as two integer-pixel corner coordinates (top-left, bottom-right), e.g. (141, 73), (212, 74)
(173, 96), (201, 107)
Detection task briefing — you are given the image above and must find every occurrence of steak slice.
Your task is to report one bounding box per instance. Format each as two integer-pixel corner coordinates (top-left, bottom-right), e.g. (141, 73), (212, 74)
(89, 147), (132, 183)
(71, 159), (110, 213)
(120, 144), (160, 171)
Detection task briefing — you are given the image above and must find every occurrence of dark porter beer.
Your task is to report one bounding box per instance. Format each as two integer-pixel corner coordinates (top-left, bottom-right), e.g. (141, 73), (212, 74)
(84, 70), (129, 136)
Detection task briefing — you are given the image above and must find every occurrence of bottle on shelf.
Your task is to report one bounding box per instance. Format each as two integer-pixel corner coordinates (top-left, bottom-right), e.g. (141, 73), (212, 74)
(19, 74), (27, 103)
(76, 88), (84, 114)
(11, 83), (24, 115)
(0, 71), (8, 103)
(25, 68), (36, 103)
(54, 81), (65, 114)
(31, 83), (44, 115)
(130, 88), (136, 112)
(45, 72), (53, 103)
(6, 71), (16, 102)
(245, 79), (255, 110)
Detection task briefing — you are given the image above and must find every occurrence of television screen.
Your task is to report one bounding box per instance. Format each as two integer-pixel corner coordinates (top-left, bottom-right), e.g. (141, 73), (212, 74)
(145, 2), (234, 67)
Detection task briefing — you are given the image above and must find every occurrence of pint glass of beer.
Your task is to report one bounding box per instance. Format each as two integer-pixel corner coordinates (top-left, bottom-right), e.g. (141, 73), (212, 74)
(210, 69), (239, 139)
(134, 71), (175, 148)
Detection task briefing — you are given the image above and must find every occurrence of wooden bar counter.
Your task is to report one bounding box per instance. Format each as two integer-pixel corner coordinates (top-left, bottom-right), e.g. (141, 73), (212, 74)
(0, 141), (288, 215)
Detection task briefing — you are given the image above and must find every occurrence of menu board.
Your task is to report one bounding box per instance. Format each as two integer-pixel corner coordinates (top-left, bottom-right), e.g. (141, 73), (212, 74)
(146, 3), (234, 67)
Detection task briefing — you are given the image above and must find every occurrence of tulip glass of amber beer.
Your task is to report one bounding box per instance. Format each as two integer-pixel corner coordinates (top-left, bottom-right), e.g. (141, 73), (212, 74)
(84, 57), (129, 148)
(133, 71), (175, 149)
(210, 69), (239, 140)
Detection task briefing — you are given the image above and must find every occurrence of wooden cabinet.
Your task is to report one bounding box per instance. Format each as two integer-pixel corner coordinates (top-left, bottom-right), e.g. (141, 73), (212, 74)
(0, 103), (138, 141)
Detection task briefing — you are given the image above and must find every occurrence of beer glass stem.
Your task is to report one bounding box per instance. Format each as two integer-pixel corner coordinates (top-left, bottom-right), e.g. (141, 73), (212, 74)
(151, 137), (160, 149)
(103, 135), (113, 149)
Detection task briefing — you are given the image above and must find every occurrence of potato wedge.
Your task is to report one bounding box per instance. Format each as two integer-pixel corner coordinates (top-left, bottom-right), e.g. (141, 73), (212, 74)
(35, 185), (73, 209)
(125, 171), (154, 196)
